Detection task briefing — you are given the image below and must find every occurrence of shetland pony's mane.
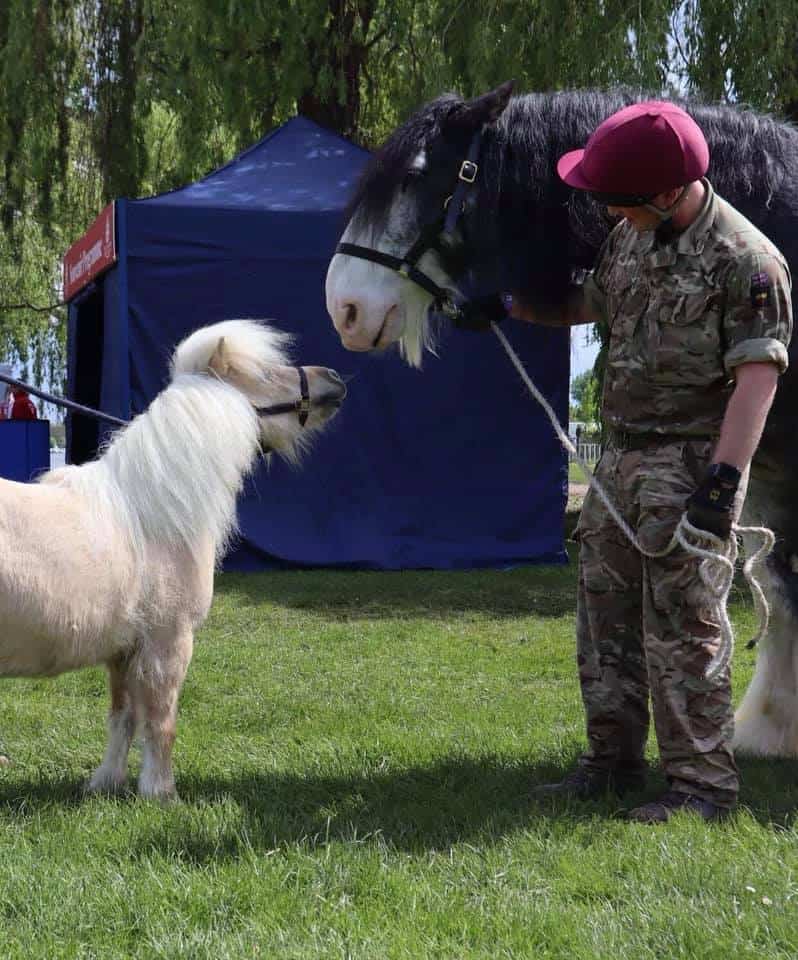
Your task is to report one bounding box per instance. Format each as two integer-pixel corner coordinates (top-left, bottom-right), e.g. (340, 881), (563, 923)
(43, 321), (294, 563)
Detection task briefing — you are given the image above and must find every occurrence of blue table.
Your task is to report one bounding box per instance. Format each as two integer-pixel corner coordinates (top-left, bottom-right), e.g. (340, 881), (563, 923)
(0, 420), (51, 482)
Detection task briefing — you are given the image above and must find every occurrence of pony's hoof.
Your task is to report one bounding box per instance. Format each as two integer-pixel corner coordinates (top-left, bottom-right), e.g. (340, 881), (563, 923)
(85, 773), (128, 796)
(138, 790), (180, 805)
(0, 755), (11, 766)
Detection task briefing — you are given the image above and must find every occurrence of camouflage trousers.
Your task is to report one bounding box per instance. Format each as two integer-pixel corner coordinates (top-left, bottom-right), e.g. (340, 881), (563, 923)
(574, 439), (744, 807)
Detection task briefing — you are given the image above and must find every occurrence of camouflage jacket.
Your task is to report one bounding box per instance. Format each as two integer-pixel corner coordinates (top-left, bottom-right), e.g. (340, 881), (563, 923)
(582, 179), (793, 436)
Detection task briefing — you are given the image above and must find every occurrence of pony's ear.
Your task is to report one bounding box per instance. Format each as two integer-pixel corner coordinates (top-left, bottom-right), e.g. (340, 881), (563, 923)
(449, 81), (514, 130)
(207, 336), (230, 378)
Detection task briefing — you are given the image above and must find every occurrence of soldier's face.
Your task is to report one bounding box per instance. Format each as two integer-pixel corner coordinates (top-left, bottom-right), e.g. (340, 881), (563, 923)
(606, 188), (683, 233)
(605, 204), (661, 232)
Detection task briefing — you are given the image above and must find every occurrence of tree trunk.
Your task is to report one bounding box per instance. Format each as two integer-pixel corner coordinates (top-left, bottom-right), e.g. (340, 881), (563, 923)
(296, 0), (375, 139)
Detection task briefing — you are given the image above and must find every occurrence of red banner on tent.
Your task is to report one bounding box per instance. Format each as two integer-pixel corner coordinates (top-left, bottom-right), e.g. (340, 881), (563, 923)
(62, 203), (117, 302)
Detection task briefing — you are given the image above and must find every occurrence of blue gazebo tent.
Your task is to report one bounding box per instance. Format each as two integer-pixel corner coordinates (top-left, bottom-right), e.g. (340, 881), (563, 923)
(66, 115), (569, 570)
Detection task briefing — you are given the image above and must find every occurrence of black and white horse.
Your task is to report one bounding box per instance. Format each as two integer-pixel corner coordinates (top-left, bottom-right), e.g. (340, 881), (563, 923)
(326, 83), (798, 757)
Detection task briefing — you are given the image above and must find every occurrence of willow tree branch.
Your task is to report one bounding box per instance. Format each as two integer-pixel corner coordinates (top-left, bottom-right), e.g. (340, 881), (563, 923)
(0, 300), (66, 313)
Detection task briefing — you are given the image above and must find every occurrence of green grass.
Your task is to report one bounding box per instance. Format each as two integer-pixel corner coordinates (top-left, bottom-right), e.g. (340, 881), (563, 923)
(0, 544), (796, 958)
(568, 460), (596, 483)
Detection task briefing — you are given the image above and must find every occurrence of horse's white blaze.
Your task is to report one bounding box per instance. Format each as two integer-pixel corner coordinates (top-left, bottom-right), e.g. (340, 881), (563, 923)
(326, 191), (454, 367)
(0, 319), (345, 798)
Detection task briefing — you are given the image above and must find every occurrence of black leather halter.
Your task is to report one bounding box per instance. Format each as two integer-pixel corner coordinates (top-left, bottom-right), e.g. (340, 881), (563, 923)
(254, 366), (312, 427)
(335, 129), (485, 324)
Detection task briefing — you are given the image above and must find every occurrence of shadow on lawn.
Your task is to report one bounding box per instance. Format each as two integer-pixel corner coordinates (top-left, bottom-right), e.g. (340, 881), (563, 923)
(215, 558), (580, 623)
(0, 753), (796, 861)
(135, 755), (609, 862)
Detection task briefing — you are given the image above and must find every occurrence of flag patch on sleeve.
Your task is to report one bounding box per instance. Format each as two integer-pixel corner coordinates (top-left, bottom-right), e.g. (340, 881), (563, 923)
(750, 272), (772, 308)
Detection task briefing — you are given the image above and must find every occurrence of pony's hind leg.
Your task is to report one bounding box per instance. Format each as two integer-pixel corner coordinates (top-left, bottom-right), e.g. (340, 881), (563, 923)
(87, 653), (136, 794)
(133, 627), (194, 800)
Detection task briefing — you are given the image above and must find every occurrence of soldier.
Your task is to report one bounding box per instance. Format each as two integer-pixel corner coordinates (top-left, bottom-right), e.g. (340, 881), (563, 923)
(509, 101), (792, 822)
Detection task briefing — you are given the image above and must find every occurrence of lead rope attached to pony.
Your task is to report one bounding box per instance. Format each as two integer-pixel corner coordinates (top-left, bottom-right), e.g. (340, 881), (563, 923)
(490, 322), (774, 679)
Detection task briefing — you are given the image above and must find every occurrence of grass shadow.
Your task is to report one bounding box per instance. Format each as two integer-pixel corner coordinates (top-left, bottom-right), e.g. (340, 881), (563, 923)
(133, 755), (612, 862)
(735, 754), (798, 828)
(214, 551), (581, 623)
(0, 774), (86, 812)
(1, 753), (795, 862)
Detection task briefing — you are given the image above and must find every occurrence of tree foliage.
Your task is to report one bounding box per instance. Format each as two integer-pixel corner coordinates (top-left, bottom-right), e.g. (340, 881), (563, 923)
(570, 368), (601, 425)
(1, 0), (797, 376)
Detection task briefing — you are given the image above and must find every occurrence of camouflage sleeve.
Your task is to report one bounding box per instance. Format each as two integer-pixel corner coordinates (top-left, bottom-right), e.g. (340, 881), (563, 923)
(722, 253), (792, 375)
(581, 224), (622, 325)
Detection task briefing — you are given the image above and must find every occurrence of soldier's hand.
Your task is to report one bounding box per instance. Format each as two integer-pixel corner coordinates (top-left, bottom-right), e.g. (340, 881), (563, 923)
(685, 462), (741, 540)
(453, 294), (507, 331)
(503, 293), (537, 324)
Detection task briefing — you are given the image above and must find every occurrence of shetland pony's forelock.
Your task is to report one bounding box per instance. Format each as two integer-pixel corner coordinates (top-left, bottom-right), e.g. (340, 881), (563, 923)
(171, 318), (294, 381)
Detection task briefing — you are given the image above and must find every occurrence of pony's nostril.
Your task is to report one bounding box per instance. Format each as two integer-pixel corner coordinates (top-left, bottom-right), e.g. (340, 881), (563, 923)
(325, 368), (343, 384)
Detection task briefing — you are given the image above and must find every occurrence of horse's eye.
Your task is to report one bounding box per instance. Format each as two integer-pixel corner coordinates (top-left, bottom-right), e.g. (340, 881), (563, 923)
(401, 169), (423, 192)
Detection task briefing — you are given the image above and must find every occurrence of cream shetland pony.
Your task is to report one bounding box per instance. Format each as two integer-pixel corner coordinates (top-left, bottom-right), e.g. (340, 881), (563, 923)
(0, 320), (346, 799)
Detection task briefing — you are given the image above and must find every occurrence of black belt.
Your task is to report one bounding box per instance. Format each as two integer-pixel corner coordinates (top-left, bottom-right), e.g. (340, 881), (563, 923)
(609, 430), (715, 451)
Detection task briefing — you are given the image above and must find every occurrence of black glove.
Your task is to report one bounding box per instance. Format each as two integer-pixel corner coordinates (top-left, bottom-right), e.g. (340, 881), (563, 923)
(452, 294), (507, 331)
(685, 462), (741, 540)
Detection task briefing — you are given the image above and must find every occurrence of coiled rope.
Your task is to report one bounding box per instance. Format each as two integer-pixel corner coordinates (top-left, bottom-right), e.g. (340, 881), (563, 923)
(491, 322), (774, 679)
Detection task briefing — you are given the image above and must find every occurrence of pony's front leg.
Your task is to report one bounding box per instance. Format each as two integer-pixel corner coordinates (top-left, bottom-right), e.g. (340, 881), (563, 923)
(87, 653), (136, 794)
(134, 628), (194, 800)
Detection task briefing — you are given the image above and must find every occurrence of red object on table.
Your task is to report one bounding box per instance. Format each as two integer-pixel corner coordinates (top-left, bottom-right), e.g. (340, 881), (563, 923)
(10, 389), (37, 420)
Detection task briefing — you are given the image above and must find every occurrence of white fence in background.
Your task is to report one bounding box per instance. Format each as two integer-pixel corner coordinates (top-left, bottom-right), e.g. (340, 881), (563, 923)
(568, 442), (601, 464)
(50, 447), (66, 470)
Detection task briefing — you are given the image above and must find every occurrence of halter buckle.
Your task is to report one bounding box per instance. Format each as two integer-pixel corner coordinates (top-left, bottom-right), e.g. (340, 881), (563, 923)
(398, 263), (411, 278)
(296, 397), (312, 416)
(459, 160), (478, 183)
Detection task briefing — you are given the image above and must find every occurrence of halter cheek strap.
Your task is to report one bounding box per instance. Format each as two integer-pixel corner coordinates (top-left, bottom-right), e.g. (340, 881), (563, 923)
(335, 127), (487, 323)
(254, 366), (312, 426)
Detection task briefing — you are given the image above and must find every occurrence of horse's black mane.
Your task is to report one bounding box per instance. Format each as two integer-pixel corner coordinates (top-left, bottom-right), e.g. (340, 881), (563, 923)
(349, 88), (798, 311)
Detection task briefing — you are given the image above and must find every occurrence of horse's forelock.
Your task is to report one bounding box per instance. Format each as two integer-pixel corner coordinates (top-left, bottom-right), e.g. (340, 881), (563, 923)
(346, 93), (466, 229)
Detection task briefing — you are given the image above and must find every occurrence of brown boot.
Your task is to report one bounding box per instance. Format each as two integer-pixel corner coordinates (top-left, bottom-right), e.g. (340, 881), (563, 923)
(627, 790), (733, 823)
(533, 765), (646, 799)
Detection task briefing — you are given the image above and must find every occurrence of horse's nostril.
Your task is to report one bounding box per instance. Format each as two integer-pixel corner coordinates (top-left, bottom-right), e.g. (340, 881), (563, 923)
(343, 303), (357, 330)
(325, 368), (343, 384)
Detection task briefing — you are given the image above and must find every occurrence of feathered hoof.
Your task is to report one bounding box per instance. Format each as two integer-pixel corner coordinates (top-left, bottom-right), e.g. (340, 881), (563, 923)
(0, 755), (11, 766)
(733, 716), (798, 758)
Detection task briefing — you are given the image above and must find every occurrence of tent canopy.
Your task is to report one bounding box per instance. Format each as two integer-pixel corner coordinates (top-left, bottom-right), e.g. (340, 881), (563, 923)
(67, 116), (569, 570)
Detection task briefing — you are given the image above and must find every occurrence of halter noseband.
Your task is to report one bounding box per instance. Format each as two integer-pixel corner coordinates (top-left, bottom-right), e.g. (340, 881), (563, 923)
(335, 128), (487, 325)
(254, 366), (312, 427)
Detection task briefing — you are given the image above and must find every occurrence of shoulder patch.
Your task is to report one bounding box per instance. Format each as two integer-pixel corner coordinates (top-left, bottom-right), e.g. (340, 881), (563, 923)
(750, 271), (772, 308)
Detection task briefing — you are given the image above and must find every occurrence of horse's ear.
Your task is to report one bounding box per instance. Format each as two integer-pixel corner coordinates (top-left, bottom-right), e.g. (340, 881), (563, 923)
(450, 81), (514, 130)
(208, 336), (230, 378)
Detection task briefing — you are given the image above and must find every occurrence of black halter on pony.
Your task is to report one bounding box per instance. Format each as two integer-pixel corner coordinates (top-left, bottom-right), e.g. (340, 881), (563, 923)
(254, 366), (312, 426)
(336, 127), (506, 332)
(0, 367), (316, 432)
